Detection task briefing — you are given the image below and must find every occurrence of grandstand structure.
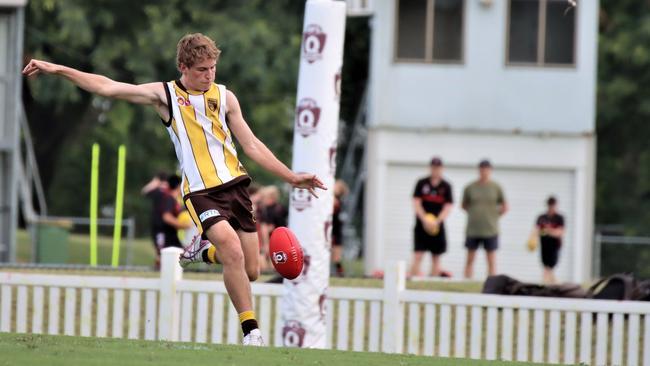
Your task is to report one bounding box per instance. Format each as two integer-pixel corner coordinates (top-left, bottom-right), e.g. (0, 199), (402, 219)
(0, 0), (26, 262)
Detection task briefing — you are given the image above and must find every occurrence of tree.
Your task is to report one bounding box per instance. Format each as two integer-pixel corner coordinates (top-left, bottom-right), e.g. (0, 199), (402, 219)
(23, 0), (305, 233)
(597, 0), (650, 235)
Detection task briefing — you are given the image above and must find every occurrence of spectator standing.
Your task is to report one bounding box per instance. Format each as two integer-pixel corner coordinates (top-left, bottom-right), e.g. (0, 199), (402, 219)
(258, 186), (288, 272)
(332, 180), (349, 277)
(462, 160), (508, 279)
(142, 171), (169, 268)
(156, 175), (191, 268)
(532, 196), (565, 284)
(410, 157), (453, 277)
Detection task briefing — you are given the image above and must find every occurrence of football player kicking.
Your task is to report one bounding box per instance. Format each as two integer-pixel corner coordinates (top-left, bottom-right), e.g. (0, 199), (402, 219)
(23, 33), (325, 346)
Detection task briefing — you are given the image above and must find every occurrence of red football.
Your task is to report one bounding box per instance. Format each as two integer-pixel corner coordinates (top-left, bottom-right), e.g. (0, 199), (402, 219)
(269, 227), (304, 280)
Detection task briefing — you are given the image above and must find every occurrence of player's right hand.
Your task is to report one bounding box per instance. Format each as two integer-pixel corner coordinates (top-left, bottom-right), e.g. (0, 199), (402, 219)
(22, 59), (59, 77)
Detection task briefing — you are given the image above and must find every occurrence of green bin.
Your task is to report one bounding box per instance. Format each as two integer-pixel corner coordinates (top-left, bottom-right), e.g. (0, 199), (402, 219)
(36, 222), (70, 264)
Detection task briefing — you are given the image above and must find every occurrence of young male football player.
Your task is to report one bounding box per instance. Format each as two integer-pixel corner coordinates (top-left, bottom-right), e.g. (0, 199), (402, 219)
(23, 33), (325, 346)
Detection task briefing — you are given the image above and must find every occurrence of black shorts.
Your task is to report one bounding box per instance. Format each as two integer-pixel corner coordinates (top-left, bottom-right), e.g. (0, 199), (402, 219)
(465, 236), (499, 252)
(151, 231), (182, 254)
(332, 225), (343, 247)
(414, 225), (447, 255)
(541, 241), (560, 268)
(184, 179), (256, 235)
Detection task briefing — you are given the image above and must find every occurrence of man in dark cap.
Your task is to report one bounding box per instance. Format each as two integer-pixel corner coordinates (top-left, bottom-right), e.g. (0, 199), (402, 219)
(461, 159), (508, 279)
(410, 157), (454, 277)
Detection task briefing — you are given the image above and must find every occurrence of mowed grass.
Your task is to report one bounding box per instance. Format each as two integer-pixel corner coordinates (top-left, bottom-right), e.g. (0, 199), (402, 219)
(0, 333), (541, 366)
(15, 229), (155, 267)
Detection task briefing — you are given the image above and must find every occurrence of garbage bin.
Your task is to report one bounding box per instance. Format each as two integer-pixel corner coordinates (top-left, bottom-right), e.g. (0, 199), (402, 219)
(36, 221), (71, 264)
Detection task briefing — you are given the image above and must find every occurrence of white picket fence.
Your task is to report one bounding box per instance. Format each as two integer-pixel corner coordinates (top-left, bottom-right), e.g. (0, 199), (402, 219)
(1, 248), (650, 366)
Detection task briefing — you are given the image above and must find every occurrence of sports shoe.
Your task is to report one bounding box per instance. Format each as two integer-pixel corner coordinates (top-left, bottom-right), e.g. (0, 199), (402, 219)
(179, 234), (211, 268)
(242, 329), (265, 346)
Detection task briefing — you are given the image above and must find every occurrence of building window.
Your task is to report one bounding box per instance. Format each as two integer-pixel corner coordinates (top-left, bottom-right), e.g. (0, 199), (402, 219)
(507, 0), (576, 66)
(395, 0), (464, 63)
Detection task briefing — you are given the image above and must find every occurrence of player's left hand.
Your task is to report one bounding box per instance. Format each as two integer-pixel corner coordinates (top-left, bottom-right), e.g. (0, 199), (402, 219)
(292, 173), (327, 198)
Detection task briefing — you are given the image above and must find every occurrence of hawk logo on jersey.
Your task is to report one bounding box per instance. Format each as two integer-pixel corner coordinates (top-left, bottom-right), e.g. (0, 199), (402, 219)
(207, 98), (218, 112)
(302, 24), (327, 63)
(295, 98), (321, 137)
(291, 188), (312, 211)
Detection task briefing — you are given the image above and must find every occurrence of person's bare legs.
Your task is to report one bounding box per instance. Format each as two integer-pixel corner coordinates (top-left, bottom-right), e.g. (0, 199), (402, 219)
(332, 245), (342, 264)
(430, 254), (441, 277)
(237, 230), (260, 282)
(205, 221), (252, 313)
(543, 267), (556, 284)
(410, 251), (425, 277)
(464, 249), (477, 279)
(486, 250), (497, 276)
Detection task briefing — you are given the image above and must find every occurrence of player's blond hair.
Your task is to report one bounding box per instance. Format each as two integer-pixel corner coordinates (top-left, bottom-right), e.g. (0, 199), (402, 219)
(176, 33), (221, 70)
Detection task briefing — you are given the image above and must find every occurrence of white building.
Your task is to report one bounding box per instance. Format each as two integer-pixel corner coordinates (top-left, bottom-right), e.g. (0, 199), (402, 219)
(363, 0), (598, 283)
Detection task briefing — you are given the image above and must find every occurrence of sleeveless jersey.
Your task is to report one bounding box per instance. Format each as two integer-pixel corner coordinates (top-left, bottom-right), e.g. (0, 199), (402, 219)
(162, 80), (247, 196)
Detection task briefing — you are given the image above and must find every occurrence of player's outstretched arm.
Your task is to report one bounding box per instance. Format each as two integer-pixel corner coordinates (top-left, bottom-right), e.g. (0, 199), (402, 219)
(23, 59), (165, 107)
(226, 90), (326, 197)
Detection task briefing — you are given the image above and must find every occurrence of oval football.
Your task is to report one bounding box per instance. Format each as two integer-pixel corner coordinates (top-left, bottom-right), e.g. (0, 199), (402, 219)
(269, 227), (304, 280)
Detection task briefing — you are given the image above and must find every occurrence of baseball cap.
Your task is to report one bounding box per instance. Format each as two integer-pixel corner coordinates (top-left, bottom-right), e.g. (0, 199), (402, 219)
(430, 157), (443, 166)
(478, 159), (492, 168)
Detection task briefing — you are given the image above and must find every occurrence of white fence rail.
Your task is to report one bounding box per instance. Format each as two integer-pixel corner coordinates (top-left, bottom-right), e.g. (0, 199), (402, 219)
(1, 248), (650, 365)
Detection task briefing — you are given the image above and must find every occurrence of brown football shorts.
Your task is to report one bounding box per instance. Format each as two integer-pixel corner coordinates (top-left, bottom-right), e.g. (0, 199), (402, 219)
(184, 178), (257, 235)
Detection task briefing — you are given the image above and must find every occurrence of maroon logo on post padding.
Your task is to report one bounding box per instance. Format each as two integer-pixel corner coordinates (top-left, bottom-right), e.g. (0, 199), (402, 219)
(329, 144), (337, 176)
(324, 219), (332, 249)
(291, 188), (312, 211)
(319, 292), (327, 320)
(283, 320), (306, 347)
(291, 255), (312, 286)
(302, 24), (327, 63)
(334, 68), (342, 101)
(295, 98), (321, 138)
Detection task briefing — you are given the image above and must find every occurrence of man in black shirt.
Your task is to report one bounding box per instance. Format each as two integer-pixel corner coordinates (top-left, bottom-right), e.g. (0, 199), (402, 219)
(533, 196), (565, 284)
(411, 157), (453, 277)
(150, 174), (191, 269)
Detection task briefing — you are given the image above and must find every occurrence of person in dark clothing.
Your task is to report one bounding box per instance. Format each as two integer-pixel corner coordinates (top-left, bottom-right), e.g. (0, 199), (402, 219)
(258, 186), (287, 274)
(142, 172), (169, 267)
(532, 196), (565, 284)
(331, 180), (349, 277)
(159, 175), (191, 249)
(148, 174), (191, 269)
(411, 157), (453, 277)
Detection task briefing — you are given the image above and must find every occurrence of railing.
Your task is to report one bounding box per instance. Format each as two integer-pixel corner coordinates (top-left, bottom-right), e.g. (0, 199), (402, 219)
(594, 233), (650, 278)
(1, 248), (650, 365)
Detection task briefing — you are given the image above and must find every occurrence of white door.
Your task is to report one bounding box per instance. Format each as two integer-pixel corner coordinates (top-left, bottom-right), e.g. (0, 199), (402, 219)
(381, 163), (575, 282)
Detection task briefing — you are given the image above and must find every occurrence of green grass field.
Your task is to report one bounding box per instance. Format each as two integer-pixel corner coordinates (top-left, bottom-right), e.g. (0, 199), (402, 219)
(0, 333), (543, 366)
